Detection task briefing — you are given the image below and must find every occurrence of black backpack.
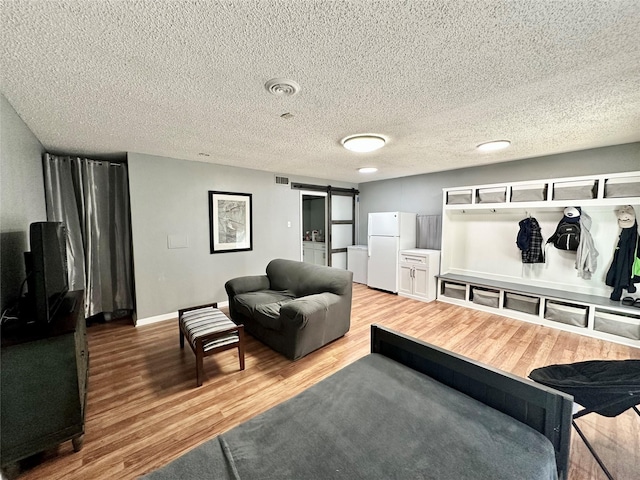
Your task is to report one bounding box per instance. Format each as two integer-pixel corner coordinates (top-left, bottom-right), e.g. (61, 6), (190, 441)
(547, 210), (581, 251)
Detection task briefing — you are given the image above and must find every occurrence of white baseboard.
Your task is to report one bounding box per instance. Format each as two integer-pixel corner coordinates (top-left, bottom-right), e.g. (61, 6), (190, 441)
(135, 312), (176, 326)
(135, 300), (229, 327)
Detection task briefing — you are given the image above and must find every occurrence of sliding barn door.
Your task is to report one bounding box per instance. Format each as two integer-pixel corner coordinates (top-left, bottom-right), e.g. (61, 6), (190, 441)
(294, 182), (358, 269)
(328, 190), (356, 268)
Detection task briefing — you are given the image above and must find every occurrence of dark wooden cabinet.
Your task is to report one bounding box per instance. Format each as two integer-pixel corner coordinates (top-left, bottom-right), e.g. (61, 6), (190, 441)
(1, 290), (87, 467)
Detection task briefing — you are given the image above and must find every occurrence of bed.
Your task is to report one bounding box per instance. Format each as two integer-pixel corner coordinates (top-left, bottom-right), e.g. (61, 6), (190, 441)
(143, 325), (573, 480)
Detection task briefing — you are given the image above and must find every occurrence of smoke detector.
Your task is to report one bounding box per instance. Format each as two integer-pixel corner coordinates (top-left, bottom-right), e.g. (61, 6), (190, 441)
(265, 78), (301, 97)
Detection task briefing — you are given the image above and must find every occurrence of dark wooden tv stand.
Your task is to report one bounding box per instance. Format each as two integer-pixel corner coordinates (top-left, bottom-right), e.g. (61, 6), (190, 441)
(1, 290), (87, 469)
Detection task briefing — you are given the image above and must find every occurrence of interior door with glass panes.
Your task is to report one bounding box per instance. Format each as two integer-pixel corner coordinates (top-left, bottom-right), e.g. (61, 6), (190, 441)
(329, 191), (356, 268)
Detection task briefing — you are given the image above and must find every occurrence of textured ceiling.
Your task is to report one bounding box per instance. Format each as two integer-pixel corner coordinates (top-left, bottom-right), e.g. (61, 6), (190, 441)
(1, 1), (639, 184)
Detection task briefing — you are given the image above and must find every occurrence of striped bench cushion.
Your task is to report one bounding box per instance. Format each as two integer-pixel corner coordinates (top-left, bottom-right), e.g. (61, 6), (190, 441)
(180, 307), (239, 353)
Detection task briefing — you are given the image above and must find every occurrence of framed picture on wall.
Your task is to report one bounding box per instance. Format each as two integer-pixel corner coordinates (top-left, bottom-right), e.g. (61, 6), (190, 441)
(209, 191), (253, 254)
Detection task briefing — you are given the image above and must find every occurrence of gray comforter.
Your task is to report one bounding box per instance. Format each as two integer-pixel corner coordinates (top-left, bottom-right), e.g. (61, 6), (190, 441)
(142, 354), (557, 480)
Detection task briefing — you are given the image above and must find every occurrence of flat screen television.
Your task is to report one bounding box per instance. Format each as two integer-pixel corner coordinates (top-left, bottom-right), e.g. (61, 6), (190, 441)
(24, 222), (69, 324)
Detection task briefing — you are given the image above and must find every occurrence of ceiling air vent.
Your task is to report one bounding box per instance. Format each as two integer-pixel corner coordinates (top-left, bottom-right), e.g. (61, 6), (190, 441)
(275, 175), (289, 185)
(265, 78), (301, 97)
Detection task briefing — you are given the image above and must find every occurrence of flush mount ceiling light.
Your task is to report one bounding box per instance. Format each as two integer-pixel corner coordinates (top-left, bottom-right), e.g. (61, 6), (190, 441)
(476, 140), (511, 152)
(358, 167), (378, 173)
(341, 134), (386, 153)
(265, 78), (301, 97)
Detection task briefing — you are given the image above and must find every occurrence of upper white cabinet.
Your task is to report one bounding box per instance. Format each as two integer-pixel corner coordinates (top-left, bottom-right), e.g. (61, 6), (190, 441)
(438, 171), (640, 347)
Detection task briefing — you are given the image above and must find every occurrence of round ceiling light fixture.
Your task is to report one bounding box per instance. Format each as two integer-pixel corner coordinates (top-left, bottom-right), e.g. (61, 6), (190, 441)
(265, 78), (301, 97)
(476, 140), (511, 152)
(358, 167), (378, 173)
(341, 134), (386, 153)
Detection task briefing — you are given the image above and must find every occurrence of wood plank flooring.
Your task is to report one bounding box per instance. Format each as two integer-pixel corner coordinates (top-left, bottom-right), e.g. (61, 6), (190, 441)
(9, 283), (640, 480)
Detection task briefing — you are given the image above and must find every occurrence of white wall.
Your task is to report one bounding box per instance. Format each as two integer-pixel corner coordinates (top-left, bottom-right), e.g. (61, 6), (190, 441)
(357, 143), (640, 243)
(127, 152), (355, 321)
(0, 94), (46, 310)
(443, 207), (624, 297)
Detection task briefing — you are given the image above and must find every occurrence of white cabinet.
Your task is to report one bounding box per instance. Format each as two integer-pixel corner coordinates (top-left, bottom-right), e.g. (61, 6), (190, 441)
(347, 245), (368, 284)
(303, 242), (326, 266)
(398, 249), (440, 302)
(438, 170), (640, 347)
(314, 244), (326, 266)
(303, 243), (313, 263)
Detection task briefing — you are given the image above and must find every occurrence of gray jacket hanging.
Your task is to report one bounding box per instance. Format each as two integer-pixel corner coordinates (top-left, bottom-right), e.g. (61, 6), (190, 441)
(575, 210), (598, 279)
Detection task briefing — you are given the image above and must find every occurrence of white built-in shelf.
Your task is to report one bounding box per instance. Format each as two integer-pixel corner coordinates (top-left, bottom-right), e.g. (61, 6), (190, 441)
(443, 171), (640, 213)
(438, 170), (640, 348)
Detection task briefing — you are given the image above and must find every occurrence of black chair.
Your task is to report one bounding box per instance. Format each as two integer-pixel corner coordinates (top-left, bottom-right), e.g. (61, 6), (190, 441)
(529, 360), (640, 480)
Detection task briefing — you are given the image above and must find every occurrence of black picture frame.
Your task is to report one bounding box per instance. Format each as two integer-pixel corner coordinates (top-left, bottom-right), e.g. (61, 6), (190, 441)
(208, 191), (253, 254)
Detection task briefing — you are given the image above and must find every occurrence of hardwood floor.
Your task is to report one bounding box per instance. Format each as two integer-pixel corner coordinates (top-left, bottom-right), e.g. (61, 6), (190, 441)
(9, 283), (640, 480)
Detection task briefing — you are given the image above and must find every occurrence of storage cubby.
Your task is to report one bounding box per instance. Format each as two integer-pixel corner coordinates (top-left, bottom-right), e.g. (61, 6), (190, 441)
(604, 175), (640, 198)
(446, 189), (472, 205)
(504, 292), (540, 315)
(510, 183), (547, 202)
(471, 287), (500, 308)
(437, 171), (640, 348)
(552, 179), (598, 201)
(544, 301), (588, 328)
(477, 187), (506, 204)
(442, 282), (466, 300)
(594, 310), (640, 341)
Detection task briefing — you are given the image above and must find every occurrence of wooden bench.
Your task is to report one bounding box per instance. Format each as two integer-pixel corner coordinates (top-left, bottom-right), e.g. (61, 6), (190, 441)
(178, 303), (245, 387)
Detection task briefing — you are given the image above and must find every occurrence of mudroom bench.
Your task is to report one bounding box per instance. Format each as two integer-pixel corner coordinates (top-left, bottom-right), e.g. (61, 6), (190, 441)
(437, 273), (640, 348)
(438, 171), (640, 348)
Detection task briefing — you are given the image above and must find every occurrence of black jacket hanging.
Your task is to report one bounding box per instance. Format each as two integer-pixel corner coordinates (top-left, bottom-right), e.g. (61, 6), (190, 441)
(605, 220), (640, 301)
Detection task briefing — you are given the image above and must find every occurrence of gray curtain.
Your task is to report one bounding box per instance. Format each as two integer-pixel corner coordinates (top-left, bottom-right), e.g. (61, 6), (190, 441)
(43, 154), (134, 319)
(417, 215), (442, 250)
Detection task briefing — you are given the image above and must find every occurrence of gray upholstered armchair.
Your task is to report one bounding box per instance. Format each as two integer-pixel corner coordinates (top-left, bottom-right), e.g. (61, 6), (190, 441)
(224, 259), (353, 360)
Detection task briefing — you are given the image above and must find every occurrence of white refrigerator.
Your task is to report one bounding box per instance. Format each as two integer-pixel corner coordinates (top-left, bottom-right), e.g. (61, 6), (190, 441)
(367, 212), (417, 293)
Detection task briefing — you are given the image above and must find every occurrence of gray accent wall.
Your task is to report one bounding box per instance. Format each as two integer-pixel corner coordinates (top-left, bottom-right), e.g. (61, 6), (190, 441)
(127, 152), (355, 321)
(357, 143), (640, 243)
(0, 94), (46, 311)
(2, 106), (636, 321)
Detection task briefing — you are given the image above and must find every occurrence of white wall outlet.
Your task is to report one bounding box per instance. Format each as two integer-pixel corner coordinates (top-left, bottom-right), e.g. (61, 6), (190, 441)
(287, 221), (291, 228)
